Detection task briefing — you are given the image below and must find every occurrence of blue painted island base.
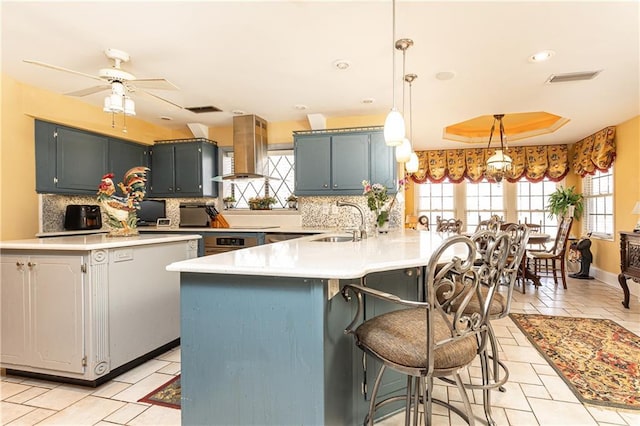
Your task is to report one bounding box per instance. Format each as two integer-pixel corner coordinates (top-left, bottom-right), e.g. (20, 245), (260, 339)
(180, 272), (361, 425)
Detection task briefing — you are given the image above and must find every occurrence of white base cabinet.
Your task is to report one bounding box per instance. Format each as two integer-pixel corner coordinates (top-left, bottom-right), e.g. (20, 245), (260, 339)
(1, 239), (197, 385)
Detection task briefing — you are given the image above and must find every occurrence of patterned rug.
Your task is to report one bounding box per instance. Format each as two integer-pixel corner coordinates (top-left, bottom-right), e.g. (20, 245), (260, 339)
(138, 375), (181, 409)
(509, 313), (640, 410)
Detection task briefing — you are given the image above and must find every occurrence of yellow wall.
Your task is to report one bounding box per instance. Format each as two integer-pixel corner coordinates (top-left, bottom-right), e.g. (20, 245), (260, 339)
(590, 115), (640, 275)
(0, 74), (191, 240)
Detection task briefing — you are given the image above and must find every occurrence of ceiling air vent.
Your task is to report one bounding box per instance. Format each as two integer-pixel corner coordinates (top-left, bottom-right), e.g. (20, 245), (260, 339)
(546, 70), (602, 83)
(185, 105), (222, 113)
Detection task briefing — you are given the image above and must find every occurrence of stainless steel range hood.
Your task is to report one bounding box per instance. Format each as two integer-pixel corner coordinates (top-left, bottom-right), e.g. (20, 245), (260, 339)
(212, 114), (269, 182)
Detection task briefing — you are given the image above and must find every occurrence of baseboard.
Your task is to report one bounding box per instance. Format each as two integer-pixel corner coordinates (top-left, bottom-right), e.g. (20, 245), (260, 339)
(590, 266), (640, 302)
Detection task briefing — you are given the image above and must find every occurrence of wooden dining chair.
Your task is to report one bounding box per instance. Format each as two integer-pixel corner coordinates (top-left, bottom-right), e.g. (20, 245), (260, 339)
(526, 216), (574, 289)
(342, 235), (488, 425)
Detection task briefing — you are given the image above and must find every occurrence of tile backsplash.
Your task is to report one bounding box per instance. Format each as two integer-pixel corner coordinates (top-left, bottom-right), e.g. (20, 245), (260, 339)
(40, 194), (402, 233)
(40, 194), (216, 233)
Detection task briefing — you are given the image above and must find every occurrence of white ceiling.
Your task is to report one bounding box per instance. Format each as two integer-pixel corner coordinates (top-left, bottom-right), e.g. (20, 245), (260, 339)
(2, 1), (639, 149)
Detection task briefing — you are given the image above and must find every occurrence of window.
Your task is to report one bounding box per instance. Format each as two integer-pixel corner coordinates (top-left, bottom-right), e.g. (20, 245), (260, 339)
(222, 149), (295, 209)
(465, 182), (505, 232)
(583, 168), (614, 238)
(416, 180), (455, 229)
(516, 178), (558, 236)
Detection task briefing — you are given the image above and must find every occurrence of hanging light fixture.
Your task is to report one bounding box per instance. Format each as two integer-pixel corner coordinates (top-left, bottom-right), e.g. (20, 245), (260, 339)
(383, 0), (405, 146)
(484, 114), (513, 183)
(103, 80), (136, 131)
(395, 38), (413, 162)
(404, 73), (419, 173)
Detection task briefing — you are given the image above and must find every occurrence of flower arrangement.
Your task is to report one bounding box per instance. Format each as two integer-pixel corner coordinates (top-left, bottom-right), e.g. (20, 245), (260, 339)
(248, 196), (277, 210)
(362, 178), (408, 227)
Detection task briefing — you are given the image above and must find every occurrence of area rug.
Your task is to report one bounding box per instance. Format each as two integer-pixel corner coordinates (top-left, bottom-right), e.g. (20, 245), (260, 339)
(138, 375), (181, 409)
(509, 313), (640, 410)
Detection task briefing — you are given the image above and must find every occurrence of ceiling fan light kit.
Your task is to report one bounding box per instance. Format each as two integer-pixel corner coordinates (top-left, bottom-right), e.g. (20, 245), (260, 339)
(24, 47), (179, 130)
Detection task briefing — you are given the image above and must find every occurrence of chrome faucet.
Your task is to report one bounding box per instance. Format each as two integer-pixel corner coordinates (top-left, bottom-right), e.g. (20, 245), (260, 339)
(336, 201), (367, 241)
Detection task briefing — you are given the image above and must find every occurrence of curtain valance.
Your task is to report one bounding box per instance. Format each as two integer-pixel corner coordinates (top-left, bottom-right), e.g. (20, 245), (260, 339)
(409, 145), (570, 184)
(570, 126), (616, 176)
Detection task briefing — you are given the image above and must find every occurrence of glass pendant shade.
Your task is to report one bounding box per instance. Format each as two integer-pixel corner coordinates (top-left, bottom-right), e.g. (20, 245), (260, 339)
(486, 149), (513, 171)
(384, 108), (405, 146)
(395, 138), (412, 162)
(124, 97), (136, 116)
(405, 152), (419, 173)
(104, 93), (124, 113)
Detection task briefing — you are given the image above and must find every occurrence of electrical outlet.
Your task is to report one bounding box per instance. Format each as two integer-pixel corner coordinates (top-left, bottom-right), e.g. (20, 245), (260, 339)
(322, 203), (329, 215)
(331, 204), (338, 215)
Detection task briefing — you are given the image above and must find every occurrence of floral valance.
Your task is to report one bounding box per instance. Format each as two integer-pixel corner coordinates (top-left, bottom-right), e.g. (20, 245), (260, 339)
(409, 144), (570, 184)
(570, 126), (616, 177)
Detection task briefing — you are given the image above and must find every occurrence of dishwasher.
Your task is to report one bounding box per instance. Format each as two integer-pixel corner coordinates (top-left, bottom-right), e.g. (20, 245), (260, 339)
(203, 235), (259, 255)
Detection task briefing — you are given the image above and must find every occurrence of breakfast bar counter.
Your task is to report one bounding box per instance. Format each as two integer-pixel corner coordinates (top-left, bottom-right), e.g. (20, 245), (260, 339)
(167, 230), (461, 425)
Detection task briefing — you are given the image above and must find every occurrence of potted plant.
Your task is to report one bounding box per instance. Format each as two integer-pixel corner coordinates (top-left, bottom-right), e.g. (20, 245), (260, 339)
(223, 196), (236, 209)
(248, 196), (277, 210)
(287, 194), (298, 209)
(547, 185), (584, 220)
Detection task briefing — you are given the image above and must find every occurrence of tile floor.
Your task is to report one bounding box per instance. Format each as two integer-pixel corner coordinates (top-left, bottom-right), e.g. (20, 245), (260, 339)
(1, 276), (639, 425)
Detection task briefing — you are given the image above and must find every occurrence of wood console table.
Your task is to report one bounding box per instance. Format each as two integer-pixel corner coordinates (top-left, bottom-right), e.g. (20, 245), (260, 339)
(618, 231), (639, 309)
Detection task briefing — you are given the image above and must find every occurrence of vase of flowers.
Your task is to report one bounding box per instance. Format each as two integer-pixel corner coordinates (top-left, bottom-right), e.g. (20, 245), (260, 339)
(362, 178), (407, 233)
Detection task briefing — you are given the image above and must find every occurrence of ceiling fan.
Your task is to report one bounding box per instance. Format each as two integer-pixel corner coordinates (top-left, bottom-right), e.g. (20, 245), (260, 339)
(24, 48), (184, 110)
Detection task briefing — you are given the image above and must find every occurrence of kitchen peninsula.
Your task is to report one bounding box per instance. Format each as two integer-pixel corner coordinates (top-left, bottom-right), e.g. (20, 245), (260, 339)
(0, 234), (200, 386)
(167, 230), (465, 425)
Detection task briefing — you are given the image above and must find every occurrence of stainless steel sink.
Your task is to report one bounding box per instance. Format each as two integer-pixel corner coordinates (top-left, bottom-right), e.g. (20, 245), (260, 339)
(311, 235), (354, 243)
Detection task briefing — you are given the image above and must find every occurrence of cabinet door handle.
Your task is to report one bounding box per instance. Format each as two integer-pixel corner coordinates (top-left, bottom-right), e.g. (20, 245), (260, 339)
(176, 187), (181, 191)
(323, 184), (329, 188)
(168, 187), (173, 192)
(333, 184), (338, 188)
(27, 262), (36, 268)
(16, 261), (24, 267)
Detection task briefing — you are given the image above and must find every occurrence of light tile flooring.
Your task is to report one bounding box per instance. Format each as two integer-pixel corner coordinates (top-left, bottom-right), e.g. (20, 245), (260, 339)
(1, 277), (639, 425)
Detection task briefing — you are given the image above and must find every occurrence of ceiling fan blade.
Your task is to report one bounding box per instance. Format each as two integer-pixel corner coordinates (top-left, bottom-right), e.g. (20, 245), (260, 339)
(23, 59), (103, 82)
(65, 85), (111, 97)
(132, 78), (179, 91)
(137, 89), (184, 110)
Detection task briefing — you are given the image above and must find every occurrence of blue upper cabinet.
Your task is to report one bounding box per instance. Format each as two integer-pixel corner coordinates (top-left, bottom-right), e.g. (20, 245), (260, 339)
(294, 135), (331, 193)
(369, 132), (396, 191)
(108, 138), (150, 187)
(149, 140), (218, 198)
(35, 120), (147, 195)
(294, 129), (396, 196)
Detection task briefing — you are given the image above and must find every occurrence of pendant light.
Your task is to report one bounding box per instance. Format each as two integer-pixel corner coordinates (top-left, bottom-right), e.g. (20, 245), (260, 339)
(484, 114), (513, 183)
(395, 38), (413, 162)
(404, 73), (419, 173)
(384, 0), (405, 146)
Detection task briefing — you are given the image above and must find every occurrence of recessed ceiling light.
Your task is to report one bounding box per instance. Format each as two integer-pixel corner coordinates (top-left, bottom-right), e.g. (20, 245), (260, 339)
(160, 116), (173, 121)
(435, 71), (455, 81)
(362, 98), (375, 104)
(294, 104), (308, 110)
(333, 59), (351, 70)
(231, 109), (246, 115)
(529, 50), (555, 63)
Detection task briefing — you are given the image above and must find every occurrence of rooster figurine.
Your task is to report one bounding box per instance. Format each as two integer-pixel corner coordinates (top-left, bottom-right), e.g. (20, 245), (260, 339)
(97, 166), (149, 236)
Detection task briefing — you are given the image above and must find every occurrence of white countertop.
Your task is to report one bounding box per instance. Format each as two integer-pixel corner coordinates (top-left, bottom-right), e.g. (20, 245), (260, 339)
(166, 230), (467, 279)
(1, 234), (201, 251)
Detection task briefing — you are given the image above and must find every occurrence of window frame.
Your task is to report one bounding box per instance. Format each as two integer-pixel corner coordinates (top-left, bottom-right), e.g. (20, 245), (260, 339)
(582, 168), (614, 240)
